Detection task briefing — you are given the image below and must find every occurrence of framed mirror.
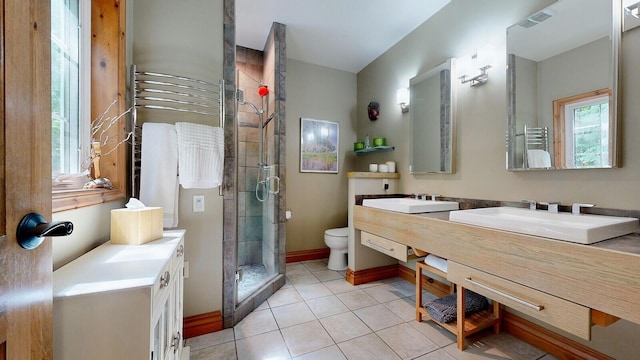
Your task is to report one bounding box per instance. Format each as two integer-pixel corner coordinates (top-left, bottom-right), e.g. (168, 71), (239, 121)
(506, 0), (620, 170)
(409, 58), (456, 174)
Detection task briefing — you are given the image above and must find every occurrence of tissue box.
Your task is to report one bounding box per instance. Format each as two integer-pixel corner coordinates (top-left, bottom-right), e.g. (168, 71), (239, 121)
(110, 207), (163, 245)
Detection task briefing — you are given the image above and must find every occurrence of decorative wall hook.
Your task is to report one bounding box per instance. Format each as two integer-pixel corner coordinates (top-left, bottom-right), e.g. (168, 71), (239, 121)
(368, 102), (380, 120)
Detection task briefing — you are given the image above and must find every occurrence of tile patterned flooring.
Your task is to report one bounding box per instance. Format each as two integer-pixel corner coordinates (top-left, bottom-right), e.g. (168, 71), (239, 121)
(187, 259), (560, 360)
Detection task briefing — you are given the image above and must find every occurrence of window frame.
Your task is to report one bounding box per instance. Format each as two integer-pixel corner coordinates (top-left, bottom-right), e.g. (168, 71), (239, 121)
(552, 88), (612, 170)
(52, 0), (127, 213)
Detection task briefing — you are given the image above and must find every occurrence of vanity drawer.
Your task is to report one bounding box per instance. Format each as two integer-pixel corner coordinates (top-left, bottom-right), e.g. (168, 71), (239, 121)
(447, 261), (591, 340)
(361, 231), (412, 262)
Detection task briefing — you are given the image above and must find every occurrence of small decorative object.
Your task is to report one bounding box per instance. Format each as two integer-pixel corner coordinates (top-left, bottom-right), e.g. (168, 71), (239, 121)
(369, 164), (378, 172)
(300, 118), (339, 173)
(368, 102), (380, 120)
(372, 137), (386, 147)
(386, 161), (396, 173)
(354, 141), (365, 151)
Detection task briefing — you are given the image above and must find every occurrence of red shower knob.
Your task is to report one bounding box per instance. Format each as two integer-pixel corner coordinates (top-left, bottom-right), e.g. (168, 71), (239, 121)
(258, 86), (269, 97)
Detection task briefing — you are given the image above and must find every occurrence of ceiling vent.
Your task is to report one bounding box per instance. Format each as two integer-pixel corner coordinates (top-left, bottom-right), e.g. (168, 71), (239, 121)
(517, 9), (555, 28)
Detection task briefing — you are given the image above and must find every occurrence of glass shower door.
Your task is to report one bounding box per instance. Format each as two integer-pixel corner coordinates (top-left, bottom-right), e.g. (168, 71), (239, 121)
(236, 69), (279, 303)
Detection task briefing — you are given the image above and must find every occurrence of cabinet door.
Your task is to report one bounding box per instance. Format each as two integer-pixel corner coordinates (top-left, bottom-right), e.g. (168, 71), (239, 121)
(162, 286), (174, 360)
(173, 261), (184, 355)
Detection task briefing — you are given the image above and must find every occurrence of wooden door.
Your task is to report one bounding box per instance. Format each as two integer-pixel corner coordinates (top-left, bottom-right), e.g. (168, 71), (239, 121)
(1, 0), (54, 358)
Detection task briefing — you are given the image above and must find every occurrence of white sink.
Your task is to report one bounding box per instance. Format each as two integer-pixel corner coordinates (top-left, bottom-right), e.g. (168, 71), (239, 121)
(362, 198), (459, 214)
(449, 206), (640, 244)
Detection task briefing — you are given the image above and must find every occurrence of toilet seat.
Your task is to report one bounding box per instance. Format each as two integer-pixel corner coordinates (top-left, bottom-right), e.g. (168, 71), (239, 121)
(325, 227), (349, 237)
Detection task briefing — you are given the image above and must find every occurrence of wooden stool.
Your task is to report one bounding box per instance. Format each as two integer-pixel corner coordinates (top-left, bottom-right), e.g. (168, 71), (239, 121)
(415, 261), (502, 350)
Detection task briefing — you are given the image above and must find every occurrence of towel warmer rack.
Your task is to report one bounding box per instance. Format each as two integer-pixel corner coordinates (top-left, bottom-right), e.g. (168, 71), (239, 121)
(130, 64), (224, 198)
(522, 125), (548, 169)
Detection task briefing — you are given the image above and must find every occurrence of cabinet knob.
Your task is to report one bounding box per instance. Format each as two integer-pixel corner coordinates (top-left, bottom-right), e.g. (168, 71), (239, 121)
(160, 271), (171, 288)
(171, 331), (181, 353)
(176, 244), (184, 257)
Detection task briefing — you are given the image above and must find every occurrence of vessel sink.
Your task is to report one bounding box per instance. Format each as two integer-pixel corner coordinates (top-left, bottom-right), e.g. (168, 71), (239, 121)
(362, 198), (459, 214)
(448, 206), (640, 244)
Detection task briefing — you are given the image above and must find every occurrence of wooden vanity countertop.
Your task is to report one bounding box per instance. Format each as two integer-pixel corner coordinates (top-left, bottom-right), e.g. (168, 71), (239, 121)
(353, 205), (640, 326)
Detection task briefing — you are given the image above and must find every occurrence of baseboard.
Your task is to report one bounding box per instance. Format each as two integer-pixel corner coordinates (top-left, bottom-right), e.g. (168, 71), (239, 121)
(502, 312), (612, 360)
(345, 264), (399, 285)
(286, 248), (330, 263)
(399, 264), (611, 359)
(183, 311), (223, 339)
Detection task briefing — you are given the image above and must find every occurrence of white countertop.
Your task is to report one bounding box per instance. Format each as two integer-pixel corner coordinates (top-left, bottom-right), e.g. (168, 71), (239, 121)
(53, 230), (185, 298)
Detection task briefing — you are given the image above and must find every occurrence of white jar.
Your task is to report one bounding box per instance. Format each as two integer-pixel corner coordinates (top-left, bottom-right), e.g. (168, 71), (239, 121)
(378, 164), (389, 173)
(369, 163), (378, 172)
(386, 161), (396, 173)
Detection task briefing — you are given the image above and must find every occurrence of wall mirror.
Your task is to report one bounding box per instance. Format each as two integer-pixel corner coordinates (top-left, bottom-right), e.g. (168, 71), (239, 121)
(409, 58), (455, 174)
(506, 0), (620, 170)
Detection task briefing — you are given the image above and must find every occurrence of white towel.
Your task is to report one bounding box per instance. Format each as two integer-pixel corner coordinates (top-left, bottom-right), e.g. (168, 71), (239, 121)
(425, 254), (448, 274)
(139, 123), (179, 228)
(175, 122), (224, 189)
(527, 149), (552, 168)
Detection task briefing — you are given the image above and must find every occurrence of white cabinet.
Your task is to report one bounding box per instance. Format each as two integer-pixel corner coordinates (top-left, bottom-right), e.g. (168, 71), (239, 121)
(53, 230), (186, 360)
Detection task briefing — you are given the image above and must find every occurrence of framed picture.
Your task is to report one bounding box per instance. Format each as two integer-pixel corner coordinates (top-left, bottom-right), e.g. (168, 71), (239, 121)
(300, 118), (339, 173)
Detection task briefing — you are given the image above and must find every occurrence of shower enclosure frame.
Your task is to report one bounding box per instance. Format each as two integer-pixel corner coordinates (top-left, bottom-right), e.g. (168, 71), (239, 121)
(221, 2), (287, 327)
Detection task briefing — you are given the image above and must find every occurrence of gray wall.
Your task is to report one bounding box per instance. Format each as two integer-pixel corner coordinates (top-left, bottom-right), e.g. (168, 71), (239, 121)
(355, 0), (640, 357)
(285, 59), (357, 252)
(130, 0), (224, 318)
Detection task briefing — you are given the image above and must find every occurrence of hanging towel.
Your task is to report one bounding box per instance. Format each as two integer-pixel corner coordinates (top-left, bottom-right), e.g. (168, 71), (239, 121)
(175, 122), (224, 189)
(139, 123), (179, 228)
(527, 149), (552, 168)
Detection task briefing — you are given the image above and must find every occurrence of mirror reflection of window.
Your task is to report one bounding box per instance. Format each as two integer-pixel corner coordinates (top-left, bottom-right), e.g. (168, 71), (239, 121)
(506, 0), (619, 170)
(553, 89), (612, 169)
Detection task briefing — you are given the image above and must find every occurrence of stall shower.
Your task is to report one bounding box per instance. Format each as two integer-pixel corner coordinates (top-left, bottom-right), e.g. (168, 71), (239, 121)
(235, 68), (281, 303)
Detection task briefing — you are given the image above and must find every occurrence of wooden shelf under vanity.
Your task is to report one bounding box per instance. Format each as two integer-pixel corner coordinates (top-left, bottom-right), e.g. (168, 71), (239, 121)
(415, 261), (501, 350)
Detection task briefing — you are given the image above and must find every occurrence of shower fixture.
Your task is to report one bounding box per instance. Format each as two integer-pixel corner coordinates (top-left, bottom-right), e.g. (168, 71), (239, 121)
(236, 89), (280, 202)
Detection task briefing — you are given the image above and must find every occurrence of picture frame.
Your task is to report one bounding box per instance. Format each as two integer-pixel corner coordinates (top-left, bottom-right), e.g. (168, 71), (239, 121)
(300, 118), (339, 173)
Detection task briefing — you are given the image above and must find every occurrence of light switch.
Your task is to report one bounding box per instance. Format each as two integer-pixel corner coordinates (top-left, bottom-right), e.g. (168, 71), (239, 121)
(193, 195), (205, 212)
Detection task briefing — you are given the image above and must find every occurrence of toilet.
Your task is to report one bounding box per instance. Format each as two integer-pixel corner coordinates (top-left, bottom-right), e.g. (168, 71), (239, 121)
(324, 227), (349, 270)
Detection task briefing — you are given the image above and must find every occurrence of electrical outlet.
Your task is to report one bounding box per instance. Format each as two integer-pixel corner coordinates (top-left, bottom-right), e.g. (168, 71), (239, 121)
(382, 179), (389, 191)
(184, 261), (189, 278)
(193, 195), (205, 212)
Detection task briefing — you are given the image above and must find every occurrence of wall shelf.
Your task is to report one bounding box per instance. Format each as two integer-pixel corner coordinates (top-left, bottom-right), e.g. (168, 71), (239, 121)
(354, 146), (394, 156)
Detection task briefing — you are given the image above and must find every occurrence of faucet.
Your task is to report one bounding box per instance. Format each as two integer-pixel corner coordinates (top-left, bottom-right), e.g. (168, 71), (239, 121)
(540, 202), (559, 213)
(572, 203), (595, 215)
(430, 194), (440, 201)
(521, 199), (537, 210)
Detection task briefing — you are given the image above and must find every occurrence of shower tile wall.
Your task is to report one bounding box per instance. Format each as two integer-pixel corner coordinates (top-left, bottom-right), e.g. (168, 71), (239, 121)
(236, 46), (264, 266)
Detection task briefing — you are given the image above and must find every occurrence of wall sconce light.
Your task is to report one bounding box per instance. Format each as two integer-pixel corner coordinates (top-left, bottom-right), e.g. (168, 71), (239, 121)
(396, 87), (410, 113)
(458, 45), (495, 87)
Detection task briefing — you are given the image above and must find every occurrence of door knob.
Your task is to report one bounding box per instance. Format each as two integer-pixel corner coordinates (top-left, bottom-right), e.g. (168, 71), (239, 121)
(16, 212), (74, 250)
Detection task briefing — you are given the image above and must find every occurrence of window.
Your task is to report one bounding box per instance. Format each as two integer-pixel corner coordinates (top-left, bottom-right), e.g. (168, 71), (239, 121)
(52, 0), (127, 212)
(51, 0), (91, 179)
(553, 89), (613, 169)
(564, 95), (609, 168)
